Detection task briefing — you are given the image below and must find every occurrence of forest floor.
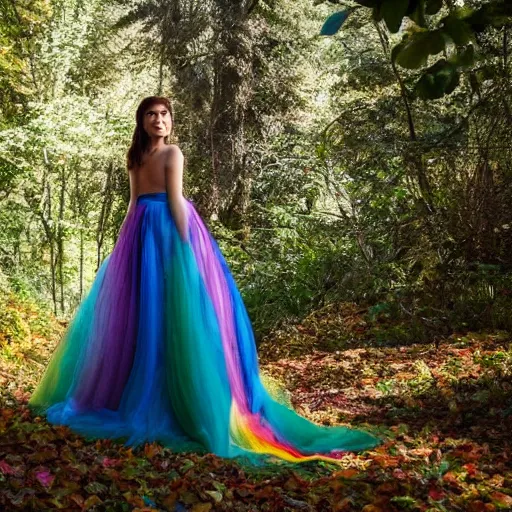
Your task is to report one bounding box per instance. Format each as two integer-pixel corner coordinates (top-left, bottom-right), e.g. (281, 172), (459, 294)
(1, 301), (512, 511)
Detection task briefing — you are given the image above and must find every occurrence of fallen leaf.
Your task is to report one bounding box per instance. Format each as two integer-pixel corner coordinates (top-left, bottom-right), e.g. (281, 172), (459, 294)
(442, 471), (459, 485)
(191, 503), (212, 512)
(490, 491), (512, 508)
(35, 469), (54, 488)
(69, 494), (84, 507)
(205, 490), (222, 503)
(101, 457), (119, 467)
(428, 487), (446, 501)
(333, 468), (359, 479)
(144, 443), (162, 459)
(83, 495), (103, 510)
(0, 460), (15, 475)
(361, 505), (383, 512)
(392, 468), (407, 480)
(410, 447), (433, 457)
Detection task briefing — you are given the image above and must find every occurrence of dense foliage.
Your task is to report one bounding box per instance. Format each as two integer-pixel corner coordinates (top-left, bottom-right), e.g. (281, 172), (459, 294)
(0, 0), (511, 344)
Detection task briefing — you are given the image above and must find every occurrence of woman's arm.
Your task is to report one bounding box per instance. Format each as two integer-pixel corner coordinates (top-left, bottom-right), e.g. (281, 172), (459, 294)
(127, 168), (137, 215)
(118, 168), (137, 234)
(164, 145), (189, 242)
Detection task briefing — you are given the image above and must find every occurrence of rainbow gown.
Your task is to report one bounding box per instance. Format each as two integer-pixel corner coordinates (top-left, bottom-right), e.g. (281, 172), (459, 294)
(29, 192), (379, 464)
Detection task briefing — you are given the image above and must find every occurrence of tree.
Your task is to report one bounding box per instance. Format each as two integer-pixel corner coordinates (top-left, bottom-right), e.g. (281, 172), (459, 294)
(320, 0), (512, 99)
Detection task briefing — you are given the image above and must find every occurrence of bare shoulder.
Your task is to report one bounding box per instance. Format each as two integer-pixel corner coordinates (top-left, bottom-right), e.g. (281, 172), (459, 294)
(164, 144), (184, 163)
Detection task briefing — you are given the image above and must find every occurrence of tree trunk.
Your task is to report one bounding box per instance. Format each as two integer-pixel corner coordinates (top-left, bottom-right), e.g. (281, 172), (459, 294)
(41, 178), (57, 316)
(375, 21), (434, 211)
(203, 0), (255, 228)
(96, 162), (114, 270)
(74, 165), (84, 300)
(57, 166), (66, 314)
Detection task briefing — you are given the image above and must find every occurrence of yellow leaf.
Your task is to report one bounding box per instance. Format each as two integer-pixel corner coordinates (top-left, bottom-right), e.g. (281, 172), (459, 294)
(83, 495), (103, 510)
(205, 490), (223, 503)
(191, 503), (212, 512)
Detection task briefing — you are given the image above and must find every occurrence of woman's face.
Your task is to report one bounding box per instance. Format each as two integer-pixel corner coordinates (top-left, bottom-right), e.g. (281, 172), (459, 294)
(142, 103), (172, 139)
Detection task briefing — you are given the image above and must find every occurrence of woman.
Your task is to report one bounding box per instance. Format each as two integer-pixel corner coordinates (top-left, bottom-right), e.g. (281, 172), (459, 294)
(29, 96), (380, 464)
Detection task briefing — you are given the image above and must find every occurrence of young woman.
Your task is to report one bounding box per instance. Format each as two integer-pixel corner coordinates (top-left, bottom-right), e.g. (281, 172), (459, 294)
(29, 96), (380, 464)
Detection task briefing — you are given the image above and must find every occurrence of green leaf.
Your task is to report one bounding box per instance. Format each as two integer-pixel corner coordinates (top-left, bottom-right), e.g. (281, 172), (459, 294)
(180, 458), (195, 472)
(394, 30), (446, 69)
(449, 44), (475, 68)
(439, 460), (450, 474)
(425, 0), (443, 15)
(416, 67), (439, 100)
(381, 0), (408, 33)
(372, 4), (383, 23)
(467, 3), (512, 31)
(444, 76), (462, 97)
(475, 64), (496, 84)
(391, 40), (406, 63)
(394, 35), (428, 69)
(354, 0), (380, 7)
(426, 29), (447, 55)
(441, 14), (473, 45)
(486, 2), (512, 28)
(415, 59), (460, 99)
(391, 496), (419, 506)
(407, 0), (426, 27)
(205, 490), (223, 503)
(84, 482), (108, 495)
(320, 10), (352, 36)
(405, 0), (421, 15)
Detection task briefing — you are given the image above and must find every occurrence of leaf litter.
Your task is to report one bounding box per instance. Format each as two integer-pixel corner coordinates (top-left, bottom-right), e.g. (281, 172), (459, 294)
(1, 304), (512, 511)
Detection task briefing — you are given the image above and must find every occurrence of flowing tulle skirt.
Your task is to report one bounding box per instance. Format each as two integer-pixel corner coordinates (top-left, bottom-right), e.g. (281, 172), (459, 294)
(28, 192), (380, 464)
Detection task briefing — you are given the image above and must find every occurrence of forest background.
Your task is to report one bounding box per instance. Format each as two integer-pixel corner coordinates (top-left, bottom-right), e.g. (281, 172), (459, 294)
(1, 0), (511, 344)
(1, 0), (512, 510)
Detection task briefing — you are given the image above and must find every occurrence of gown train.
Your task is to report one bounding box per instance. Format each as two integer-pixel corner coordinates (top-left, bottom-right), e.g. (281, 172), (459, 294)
(29, 192), (380, 464)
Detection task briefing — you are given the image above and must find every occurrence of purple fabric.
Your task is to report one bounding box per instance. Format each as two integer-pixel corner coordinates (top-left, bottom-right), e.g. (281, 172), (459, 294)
(74, 206), (146, 410)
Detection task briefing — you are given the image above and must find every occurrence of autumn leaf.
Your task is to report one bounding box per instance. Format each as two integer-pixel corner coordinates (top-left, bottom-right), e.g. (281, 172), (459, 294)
(101, 456), (120, 467)
(463, 462), (478, 476)
(490, 491), (512, 508)
(428, 486), (446, 501)
(144, 442), (162, 459)
(333, 468), (360, 479)
(83, 495), (102, 510)
(205, 490), (223, 503)
(442, 471), (460, 485)
(361, 505), (384, 512)
(0, 460), (15, 475)
(35, 469), (54, 488)
(191, 503), (212, 512)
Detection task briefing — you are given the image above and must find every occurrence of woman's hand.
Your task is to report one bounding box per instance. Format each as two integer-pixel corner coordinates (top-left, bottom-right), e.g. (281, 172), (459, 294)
(164, 145), (189, 243)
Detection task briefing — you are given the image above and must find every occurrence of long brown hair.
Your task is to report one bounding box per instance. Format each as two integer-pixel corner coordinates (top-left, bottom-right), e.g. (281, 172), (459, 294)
(126, 96), (175, 170)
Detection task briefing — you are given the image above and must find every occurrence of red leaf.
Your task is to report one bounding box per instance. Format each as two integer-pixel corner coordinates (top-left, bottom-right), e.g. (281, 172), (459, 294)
(442, 471), (459, 485)
(463, 463), (478, 476)
(0, 460), (15, 475)
(372, 455), (400, 468)
(392, 469), (407, 480)
(102, 457), (120, 467)
(468, 501), (496, 512)
(35, 469), (55, 488)
(428, 487), (446, 501)
(333, 469), (359, 479)
(490, 492), (512, 507)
